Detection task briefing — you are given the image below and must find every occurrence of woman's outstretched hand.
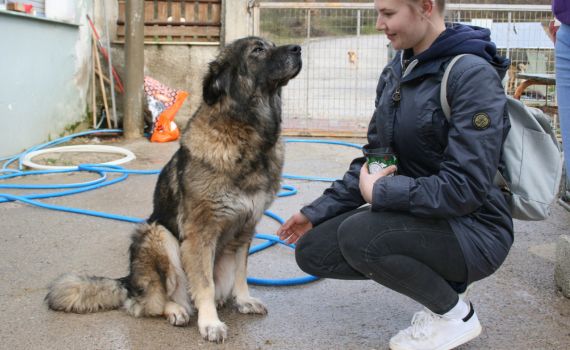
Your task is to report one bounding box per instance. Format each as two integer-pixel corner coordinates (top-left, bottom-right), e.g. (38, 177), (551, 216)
(276, 212), (313, 244)
(359, 164), (397, 204)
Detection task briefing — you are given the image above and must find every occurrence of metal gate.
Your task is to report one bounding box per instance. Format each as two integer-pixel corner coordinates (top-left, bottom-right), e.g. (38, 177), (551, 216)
(252, 2), (554, 137)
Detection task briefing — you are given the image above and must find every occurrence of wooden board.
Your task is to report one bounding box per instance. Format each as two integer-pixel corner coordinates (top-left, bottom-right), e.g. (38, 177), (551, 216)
(116, 0), (221, 43)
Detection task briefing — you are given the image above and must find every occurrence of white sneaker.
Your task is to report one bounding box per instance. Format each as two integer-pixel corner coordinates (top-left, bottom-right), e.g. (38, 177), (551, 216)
(389, 303), (482, 350)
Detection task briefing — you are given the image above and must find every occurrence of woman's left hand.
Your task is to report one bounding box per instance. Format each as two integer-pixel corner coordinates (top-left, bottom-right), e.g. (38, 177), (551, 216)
(359, 164), (397, 204)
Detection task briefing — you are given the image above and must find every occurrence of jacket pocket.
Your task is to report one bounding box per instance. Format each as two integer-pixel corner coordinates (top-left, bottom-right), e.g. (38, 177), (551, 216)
(417, 107), (448, 155)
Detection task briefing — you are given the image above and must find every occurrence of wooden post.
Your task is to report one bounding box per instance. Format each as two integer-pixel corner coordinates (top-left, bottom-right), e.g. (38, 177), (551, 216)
(123, 0), (145, 139)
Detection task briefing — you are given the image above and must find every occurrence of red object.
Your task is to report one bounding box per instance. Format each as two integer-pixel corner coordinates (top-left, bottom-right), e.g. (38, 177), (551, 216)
(86, 15), (125, 94)
(144, 76), (189, 143)
(7, 3), (34, 14)
(549, 20), (560, 44)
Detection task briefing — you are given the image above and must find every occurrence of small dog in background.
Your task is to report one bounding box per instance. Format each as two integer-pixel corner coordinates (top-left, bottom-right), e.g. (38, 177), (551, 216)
(507, 60), (528, 95)
(348, 49), (358, 66)
(45, 37), (302, 343)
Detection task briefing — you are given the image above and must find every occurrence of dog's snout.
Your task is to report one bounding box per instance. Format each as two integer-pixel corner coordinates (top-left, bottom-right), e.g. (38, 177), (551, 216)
(288, 45), (302, 54)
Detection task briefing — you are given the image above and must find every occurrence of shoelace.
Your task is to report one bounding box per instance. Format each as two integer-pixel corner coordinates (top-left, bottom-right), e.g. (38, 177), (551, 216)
(409, 309), (438, 339)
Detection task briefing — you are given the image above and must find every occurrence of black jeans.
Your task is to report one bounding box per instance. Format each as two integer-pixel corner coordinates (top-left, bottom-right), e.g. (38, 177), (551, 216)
(295, 207), (468, 314)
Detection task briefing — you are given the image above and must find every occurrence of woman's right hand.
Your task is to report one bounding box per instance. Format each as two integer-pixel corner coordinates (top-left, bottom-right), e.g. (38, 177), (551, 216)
(276, 212), (313, 244)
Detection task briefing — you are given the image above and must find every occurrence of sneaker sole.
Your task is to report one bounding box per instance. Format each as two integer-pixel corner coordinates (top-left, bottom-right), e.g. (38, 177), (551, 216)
(434, 323), (482, 350)
(389, 324), (482, 350)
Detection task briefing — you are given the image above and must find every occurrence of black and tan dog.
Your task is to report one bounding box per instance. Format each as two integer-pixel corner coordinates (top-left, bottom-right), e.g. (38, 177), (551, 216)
(45, 36), (302, 343)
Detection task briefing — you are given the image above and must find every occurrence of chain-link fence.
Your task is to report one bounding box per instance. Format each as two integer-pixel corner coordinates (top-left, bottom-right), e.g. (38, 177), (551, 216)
(253, 2), (554, 136)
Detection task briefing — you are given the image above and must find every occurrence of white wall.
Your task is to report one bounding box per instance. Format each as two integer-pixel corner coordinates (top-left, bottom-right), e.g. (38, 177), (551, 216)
(0, 1), (93, 157)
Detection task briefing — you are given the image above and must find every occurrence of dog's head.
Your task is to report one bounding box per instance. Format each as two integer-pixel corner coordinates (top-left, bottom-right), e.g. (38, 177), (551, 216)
(202, 36), (302, 106)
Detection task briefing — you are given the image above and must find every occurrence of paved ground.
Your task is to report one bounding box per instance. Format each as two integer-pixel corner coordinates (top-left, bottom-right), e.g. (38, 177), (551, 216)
(1, 135), (570, 350)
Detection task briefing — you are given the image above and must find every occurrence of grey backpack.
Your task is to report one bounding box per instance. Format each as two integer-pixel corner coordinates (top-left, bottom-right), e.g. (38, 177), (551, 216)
(441, 54), (563, 221)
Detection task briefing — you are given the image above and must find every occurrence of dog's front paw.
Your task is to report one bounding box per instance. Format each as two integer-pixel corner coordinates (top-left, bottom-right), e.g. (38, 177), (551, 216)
(199, 320), (228, 343)
(164, 302), (191, 326)
(235, 296), (268, 315)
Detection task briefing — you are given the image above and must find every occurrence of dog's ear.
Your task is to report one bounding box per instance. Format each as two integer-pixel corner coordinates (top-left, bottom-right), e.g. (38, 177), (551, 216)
(203, 61), (231, 105)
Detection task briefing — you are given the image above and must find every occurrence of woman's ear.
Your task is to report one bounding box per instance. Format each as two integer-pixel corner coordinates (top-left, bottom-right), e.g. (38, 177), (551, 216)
(202, 61), (230, 105)
(422, 0), (434, 16)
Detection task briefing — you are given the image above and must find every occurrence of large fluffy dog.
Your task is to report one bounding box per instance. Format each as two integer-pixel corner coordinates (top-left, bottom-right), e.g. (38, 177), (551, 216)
(45, 36), (302, 343)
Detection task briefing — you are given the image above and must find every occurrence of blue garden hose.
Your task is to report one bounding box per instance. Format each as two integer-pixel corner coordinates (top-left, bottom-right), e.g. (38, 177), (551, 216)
(0, 130), (363, 286)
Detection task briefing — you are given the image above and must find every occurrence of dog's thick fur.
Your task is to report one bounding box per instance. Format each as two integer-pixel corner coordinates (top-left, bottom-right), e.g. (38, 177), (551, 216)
(45, 36), (302, 343)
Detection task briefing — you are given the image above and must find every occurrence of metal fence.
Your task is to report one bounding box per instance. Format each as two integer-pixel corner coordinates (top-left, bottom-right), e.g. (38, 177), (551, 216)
(252, 2), (555, 136)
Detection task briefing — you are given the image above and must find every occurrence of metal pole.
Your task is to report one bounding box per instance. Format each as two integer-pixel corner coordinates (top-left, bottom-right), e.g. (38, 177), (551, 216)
(253, 4), (260, 36)
(506, 12), (512, 94)
(102, 0), (118, 128)
(356, 9), (361, 37)
(124, 0), (145, 139)
(305, 9), (311, 123)
(506, 12), (512, 60)
(355, 9), (361, 118)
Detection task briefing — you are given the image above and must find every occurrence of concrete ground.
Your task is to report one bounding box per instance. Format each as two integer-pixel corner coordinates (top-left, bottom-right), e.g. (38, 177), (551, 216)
(1, 135), (570, 350)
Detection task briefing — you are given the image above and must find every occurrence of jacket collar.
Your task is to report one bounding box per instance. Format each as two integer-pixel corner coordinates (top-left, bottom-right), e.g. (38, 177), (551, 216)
(395, 52), (450, 82)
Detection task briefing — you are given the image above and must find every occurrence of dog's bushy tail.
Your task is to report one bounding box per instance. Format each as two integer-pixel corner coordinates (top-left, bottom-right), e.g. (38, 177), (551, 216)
(45, 273), (128, 313)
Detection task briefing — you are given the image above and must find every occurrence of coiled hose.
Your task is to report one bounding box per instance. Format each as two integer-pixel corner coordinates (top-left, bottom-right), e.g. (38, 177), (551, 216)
(0, 129), (363, 286)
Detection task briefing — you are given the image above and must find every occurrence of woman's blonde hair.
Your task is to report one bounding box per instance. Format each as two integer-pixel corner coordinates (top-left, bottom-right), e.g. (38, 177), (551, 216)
(408, 0), (445, 14)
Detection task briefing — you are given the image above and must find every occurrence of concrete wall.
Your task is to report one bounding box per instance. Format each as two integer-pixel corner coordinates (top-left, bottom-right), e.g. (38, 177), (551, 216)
(107, 44), (219, 126)
(0, 5), (93, 157)
(222, 0), (251, 44)
(98, 0), (251, 126)
(142, 45), (219, 125)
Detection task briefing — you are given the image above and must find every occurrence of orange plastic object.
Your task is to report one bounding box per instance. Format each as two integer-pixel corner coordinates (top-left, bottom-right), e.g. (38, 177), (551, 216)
(145, 76), (188, 143)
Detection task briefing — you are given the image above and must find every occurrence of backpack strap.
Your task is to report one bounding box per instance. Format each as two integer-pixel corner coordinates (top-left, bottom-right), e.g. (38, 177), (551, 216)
(440, 54), (469, 121)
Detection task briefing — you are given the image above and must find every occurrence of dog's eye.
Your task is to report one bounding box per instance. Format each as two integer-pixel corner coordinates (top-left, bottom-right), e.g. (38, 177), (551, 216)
(252, 47), (265, 54)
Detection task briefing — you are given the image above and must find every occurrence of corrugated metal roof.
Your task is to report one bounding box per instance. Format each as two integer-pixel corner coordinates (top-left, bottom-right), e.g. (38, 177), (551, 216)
(469, 21), (554, 49)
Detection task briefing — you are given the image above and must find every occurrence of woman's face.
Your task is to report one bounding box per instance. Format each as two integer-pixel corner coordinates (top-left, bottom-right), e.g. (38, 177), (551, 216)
(375, 0), (431, 53)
